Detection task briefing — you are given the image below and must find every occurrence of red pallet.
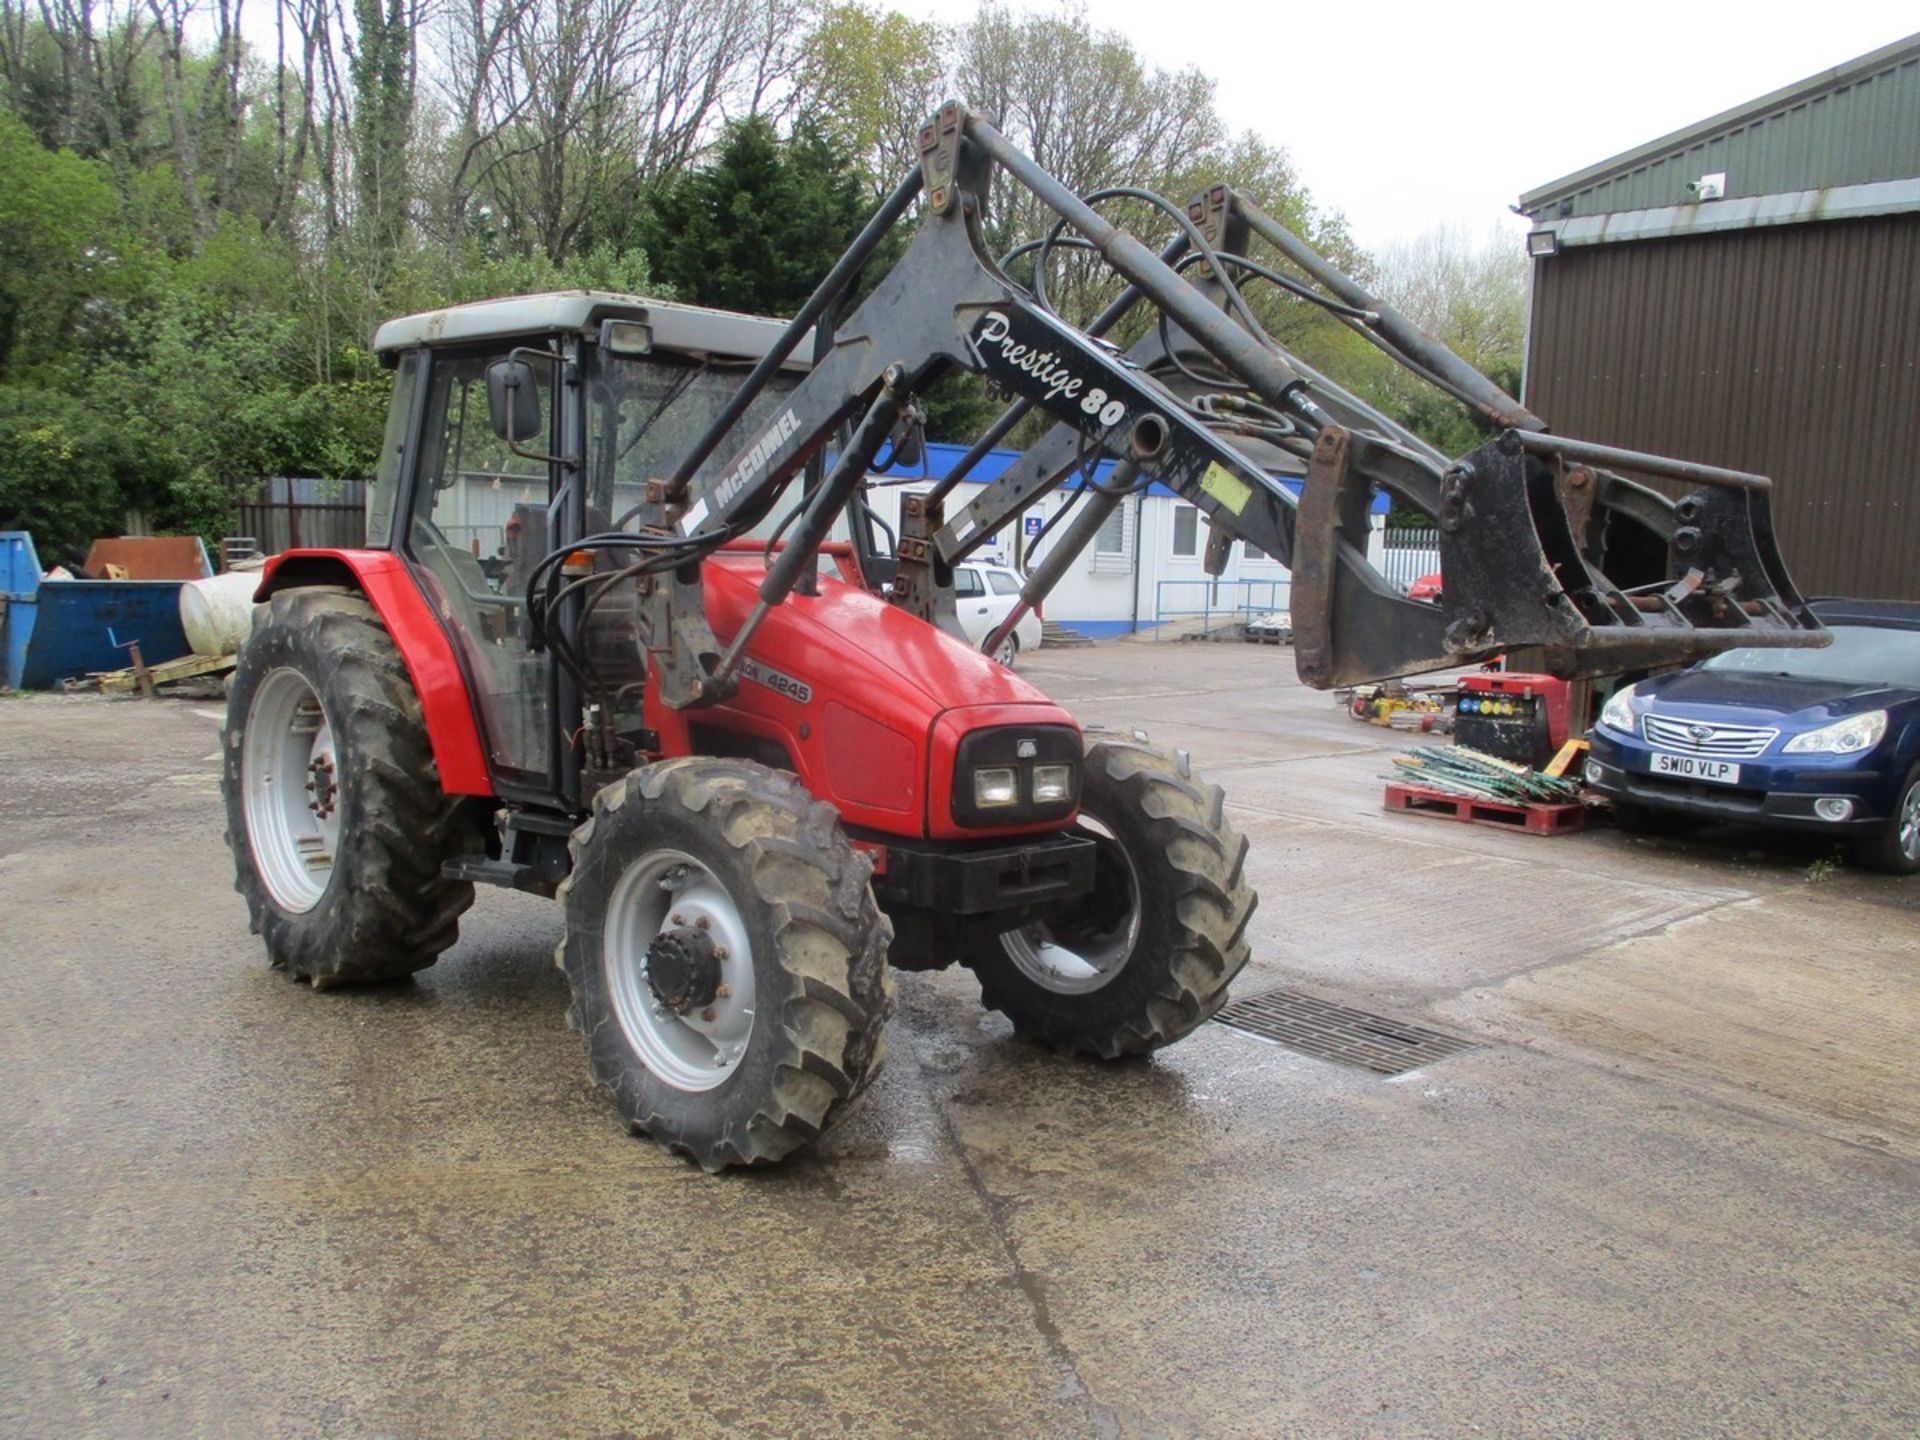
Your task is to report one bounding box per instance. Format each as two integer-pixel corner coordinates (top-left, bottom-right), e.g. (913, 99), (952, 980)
(1383, 782), (1589, 837)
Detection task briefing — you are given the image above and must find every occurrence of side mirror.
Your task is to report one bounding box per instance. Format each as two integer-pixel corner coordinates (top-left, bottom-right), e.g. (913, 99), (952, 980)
(486, 359), (542, 443)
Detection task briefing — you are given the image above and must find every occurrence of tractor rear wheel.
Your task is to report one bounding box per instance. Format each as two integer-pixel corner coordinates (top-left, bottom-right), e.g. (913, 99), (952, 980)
(964, 736), (1256, 1058)
(221, 588), (491, 987)
(556, 758), (894, 1170)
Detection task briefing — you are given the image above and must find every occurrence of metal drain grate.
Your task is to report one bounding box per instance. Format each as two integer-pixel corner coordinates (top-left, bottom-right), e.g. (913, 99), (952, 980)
(1213, 987), (1478, 1076)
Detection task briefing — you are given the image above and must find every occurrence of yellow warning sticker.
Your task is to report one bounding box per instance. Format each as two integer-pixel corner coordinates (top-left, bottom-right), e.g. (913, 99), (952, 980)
(1200, 463), (1253, 515)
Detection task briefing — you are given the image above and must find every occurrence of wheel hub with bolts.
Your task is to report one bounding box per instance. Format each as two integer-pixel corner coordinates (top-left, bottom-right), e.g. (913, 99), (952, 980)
(603, 849), (757, 1091)
(644, 927), (722, 1013)
(306, 753), (338, 820)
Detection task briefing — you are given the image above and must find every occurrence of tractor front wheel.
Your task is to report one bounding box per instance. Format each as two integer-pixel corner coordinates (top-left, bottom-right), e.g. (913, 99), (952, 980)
(221, 588), (491, 987)
(965, 736), (1256, 1057)
(556, 758), (894, 1170)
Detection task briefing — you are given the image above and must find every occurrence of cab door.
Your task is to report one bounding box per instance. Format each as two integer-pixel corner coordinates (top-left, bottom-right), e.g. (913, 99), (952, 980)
(403, 346), (559, 789)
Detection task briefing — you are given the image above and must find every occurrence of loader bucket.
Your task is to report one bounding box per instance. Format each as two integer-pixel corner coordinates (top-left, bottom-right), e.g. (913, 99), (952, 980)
(1292, 425), (1824, 689)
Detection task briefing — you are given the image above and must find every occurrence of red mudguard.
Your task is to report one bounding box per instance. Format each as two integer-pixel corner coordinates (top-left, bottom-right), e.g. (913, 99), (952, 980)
(255, 550), (494, 796)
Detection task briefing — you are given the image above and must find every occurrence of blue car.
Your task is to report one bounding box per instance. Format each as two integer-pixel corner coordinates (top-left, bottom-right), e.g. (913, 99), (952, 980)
(1585, 599), (1920, 874)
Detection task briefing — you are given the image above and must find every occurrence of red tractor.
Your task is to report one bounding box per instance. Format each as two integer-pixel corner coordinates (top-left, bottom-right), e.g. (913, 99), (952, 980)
(222, 104), (1820, 1168)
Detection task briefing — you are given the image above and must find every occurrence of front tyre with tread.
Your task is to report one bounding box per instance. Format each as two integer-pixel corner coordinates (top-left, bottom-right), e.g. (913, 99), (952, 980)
(557, 758), (895, 1170)
(965, 736), (1256, 1058)
(221, 588), (490, 988)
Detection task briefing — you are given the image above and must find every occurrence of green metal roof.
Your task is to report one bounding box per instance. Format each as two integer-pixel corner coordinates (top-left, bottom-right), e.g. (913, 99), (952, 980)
(1519, 31), (1920, 220)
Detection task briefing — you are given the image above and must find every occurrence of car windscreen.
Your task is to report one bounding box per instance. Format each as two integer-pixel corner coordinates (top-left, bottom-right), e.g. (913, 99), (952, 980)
(1699, 624), (1920, 687)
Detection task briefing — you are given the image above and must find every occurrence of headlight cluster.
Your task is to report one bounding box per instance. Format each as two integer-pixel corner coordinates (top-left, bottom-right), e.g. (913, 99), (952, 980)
(953, 725), (1082, 826)
(1784, 709), (1886, 755)
(1598, 682), (1639, 735)
(973, 763), (1074, 808)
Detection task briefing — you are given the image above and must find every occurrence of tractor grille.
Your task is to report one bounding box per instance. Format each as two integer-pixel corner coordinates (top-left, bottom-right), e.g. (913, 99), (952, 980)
(1641, 714), (1779, 758)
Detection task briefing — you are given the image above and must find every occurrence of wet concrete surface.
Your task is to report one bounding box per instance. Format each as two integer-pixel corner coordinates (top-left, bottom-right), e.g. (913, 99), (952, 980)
(2, 647), (1917, 1438)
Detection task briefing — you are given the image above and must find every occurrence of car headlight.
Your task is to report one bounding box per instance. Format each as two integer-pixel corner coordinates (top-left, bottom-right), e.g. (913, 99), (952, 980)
(1783, 709), (1886, 754)
(1598, 683), (1639, 735)
(973, 767), (1019, 807)
(1031, 763), (1074, 804)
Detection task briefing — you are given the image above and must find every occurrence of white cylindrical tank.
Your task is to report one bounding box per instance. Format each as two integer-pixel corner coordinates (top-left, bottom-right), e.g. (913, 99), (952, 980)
(180, 572), (261, 657)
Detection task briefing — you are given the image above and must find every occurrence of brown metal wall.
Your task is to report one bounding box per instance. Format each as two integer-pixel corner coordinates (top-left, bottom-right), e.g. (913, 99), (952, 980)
(1524, 214), (1920, 601)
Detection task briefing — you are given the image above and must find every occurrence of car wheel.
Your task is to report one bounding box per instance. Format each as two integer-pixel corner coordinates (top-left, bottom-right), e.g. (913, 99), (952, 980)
(1850, 763), (1920, 876)
(991, 632), (1019, 667)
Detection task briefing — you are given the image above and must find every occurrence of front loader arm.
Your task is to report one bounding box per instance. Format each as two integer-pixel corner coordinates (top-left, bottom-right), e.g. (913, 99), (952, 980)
(920, 167), (1821, 685)
(634, 102), (1820, 711)
(642, 118), (1325, 704)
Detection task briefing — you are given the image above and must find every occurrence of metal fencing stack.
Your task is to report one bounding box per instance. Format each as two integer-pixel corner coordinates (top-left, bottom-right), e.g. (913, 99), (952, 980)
(1383, 746), (1588, 836)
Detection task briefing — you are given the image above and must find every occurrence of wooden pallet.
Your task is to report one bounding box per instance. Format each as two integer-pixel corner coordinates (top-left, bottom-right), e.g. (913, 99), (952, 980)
(1383, 782), (1589, 837)
(92, 651), (236, 695)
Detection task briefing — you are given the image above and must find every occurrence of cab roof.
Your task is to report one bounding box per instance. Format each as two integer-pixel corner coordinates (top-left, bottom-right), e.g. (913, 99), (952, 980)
(371, 290), (809, 367)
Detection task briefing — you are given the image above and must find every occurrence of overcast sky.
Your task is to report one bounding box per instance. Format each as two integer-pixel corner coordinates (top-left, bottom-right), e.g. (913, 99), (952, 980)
(905, 0), (1918, 251)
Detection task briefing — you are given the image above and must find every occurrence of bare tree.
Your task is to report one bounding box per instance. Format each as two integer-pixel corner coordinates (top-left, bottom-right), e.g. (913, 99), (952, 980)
(795, 0), (943, 190)
(420, 0), (537, 256)
(1374, 224), (1529, 378)
(954, 2), (1225, 320)
(423, 0), (811, 262)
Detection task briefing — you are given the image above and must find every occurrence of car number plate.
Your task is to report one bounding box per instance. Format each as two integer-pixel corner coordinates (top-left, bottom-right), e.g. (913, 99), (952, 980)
(1651, 753), (1740, 784)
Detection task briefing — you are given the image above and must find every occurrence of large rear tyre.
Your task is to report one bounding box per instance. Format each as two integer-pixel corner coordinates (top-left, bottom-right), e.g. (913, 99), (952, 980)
(964, 736), (1256, 1058)
(557, 758), (894, 1170)
(221, 588), (491, 987)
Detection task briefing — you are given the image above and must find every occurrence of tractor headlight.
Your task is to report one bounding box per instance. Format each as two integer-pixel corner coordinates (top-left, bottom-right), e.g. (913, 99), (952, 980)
(951, 725), (1082, 827)
(973, 767), (1020, 807)
(1598, 683), (1639, 735)
(1031, 763), (1074, 805)
(1783, 709), (1886, 755)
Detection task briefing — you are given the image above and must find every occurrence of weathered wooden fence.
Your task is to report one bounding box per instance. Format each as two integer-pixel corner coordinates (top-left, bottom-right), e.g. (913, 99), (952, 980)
(235, 477), (367, 555)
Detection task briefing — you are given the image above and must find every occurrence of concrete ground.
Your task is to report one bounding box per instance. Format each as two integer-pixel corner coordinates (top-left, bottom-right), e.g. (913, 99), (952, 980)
(1, 641), (1916, 1439)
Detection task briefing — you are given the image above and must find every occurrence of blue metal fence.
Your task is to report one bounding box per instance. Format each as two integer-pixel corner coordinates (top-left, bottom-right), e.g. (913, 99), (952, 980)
(1150, 578), (1291, 639)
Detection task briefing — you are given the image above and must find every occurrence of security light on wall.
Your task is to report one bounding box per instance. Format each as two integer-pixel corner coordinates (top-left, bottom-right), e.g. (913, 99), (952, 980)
(1526, 229), (1559, 258)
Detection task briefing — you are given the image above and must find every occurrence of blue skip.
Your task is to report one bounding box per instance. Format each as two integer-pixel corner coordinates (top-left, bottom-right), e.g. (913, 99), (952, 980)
(2, 531), (204, 690)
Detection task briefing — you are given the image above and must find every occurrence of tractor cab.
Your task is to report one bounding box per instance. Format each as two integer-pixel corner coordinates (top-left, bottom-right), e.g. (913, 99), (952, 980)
(363, 292), (827, 801)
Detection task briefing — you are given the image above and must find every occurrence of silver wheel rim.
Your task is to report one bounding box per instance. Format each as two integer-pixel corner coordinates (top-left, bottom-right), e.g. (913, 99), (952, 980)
(604, 848), (757, 1092)
(998, 816), (1140, 994)
(242, 668), (340, 913)
(992, 634), (1018, 666)
(1900, 783), (1920, 862)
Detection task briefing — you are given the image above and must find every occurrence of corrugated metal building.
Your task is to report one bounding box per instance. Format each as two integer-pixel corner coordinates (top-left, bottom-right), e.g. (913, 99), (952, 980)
(1518, 32), (1920, 602)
